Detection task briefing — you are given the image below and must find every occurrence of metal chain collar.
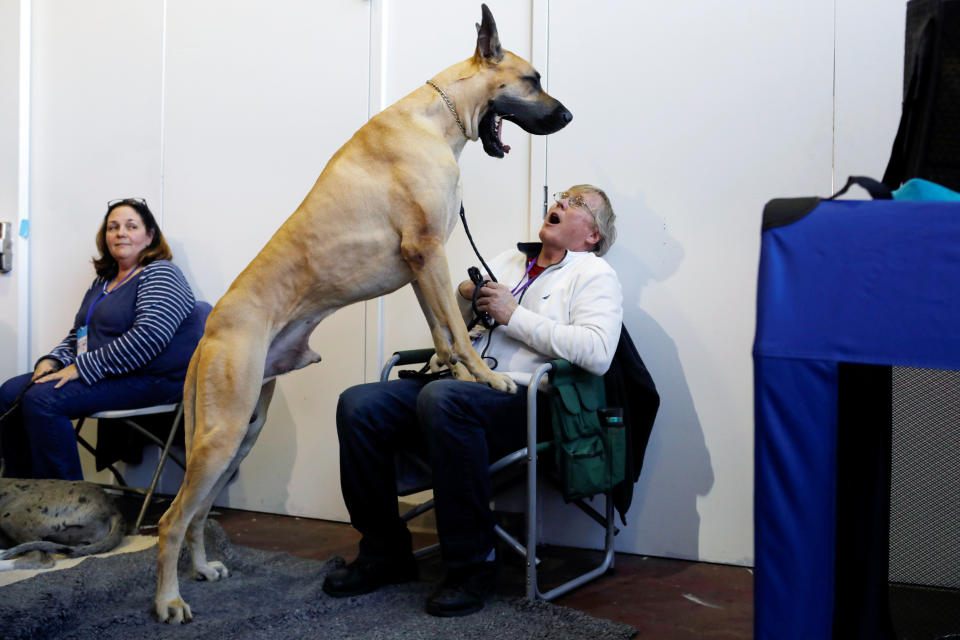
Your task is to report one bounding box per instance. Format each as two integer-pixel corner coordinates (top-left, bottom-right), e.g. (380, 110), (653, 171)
(426, 80), (467, 138)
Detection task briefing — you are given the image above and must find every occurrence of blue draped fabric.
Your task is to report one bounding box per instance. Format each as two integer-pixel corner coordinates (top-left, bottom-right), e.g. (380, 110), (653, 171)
(753, 198), (960, 639)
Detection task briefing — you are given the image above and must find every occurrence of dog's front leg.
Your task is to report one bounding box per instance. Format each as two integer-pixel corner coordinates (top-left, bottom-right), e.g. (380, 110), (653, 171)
(411, 281), (475, 382)
(401, 237), (515, 393)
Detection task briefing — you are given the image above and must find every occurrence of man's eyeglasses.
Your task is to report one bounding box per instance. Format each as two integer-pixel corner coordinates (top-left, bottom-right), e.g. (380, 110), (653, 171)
(553, 191), (594, 217)
(107, 197), (148, 209)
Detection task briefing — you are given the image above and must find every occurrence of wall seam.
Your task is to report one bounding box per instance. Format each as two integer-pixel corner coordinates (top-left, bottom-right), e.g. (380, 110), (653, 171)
(159, 0), (168, 226)
(17, 0), (31, 371)
(831, 0), (838, 194)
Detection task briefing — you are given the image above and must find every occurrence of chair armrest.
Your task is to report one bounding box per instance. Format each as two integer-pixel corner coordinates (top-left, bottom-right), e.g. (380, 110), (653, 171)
(380, 348), (436, 382)
(392, 348), (436, 366)
(548, 358), (576, 379)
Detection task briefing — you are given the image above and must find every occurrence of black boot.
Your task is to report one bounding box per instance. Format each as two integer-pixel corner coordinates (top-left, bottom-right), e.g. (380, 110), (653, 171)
(424, 560), (499, 617)
(322, 554), (418, 598)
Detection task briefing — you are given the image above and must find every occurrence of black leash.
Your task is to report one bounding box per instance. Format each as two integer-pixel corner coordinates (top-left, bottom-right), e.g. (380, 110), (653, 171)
(459, 203), (500, 330)
(459, 204), (497, 283)
(0, 379), (38, 476)
(0, 379), (35, 424)
(459, 203), (505, 371)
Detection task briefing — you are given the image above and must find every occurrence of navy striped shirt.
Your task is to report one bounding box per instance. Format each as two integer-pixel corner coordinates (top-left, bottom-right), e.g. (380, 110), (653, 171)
(45, 260), (196, 384)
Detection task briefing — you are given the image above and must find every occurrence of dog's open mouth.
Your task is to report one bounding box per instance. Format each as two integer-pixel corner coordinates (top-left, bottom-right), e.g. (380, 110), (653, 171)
(479, 111), (511, 158)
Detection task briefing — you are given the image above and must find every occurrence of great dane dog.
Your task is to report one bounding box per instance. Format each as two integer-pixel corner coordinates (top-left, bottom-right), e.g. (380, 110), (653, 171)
(155, 4), (571, 623)
(0, 479), (124, 571)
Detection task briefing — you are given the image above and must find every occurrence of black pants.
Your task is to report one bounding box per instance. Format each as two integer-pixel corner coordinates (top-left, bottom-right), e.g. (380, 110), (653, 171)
(336, 377), (543, 567)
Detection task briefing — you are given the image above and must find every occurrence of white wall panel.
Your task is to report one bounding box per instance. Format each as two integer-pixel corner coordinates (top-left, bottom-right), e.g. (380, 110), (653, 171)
(29, 0), (164, 365)
(27, 0), (164, 483)
(161, 0), (370, 518)
(0, 0), (22, 381)
(378, 0), (537, 359)
(834, 0), (905, 183)
(543, 0), (840, 565)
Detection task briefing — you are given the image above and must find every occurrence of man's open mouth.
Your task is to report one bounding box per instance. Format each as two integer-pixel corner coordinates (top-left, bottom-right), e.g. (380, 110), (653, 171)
(479, 111), (512, 158)
(547, 211), (560, 224)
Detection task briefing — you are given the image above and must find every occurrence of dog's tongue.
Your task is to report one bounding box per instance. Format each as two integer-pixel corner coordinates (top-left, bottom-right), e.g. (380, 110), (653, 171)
(497, 118), (511, 153)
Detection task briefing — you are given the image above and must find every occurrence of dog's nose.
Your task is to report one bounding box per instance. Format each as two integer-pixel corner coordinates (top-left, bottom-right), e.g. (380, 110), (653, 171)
(560, 109), (572, 123)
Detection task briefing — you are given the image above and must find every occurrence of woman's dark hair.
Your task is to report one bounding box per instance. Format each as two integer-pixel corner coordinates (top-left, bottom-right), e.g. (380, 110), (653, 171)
(93, 198), (172, 279)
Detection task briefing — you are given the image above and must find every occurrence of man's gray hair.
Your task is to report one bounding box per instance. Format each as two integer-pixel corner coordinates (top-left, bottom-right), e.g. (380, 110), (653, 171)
(571, 184), (617, 256)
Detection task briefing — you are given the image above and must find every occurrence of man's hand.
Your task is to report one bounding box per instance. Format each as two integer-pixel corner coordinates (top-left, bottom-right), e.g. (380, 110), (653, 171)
(35, 363), (79, 389)
(476, 281), (518, 326)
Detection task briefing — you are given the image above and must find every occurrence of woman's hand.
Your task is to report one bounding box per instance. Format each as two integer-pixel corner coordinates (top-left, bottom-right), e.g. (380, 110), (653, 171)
(32, 358), (61, 381)
(35, 363), (79, 389)
(476, 281), (518, 326)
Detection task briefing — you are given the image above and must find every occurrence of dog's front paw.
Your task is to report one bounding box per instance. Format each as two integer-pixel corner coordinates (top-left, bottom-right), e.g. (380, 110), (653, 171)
(193, 560), (229, 582)
(427, 354), (446, 373)
(156, 597), (193, 624)
(485, 372), (517, 394)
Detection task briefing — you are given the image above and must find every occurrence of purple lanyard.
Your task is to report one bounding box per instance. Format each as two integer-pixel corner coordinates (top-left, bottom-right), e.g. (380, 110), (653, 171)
(510, 259), (539, 297)
(85, 268), (139, 326)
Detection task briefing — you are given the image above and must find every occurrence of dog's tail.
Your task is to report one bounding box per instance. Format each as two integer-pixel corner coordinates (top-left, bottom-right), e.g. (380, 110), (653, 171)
(0, 512), (126, 560)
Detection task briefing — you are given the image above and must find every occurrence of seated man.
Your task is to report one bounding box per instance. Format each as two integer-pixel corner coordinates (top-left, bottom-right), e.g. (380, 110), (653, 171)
(324, 184), (623, 617)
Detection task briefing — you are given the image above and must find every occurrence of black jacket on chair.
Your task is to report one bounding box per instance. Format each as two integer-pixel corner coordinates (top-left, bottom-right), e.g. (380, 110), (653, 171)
(605, 324), (660, 524)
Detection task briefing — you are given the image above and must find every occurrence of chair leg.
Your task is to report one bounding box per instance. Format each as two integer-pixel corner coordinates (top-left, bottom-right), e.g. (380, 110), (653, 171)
(494, 523), (535, 561)
(134, 403), (184, 532)
(571, 497), (621, 535)
(535, 492), (617, 601)
(75, 417), (129, 487)
(525, 373), (543, 600)
(522, 362), (618, 600)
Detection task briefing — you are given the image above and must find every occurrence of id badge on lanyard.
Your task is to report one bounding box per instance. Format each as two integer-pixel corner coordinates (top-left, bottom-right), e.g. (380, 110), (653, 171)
(77, 325), (89, 355)
(80, 267), (138, 358)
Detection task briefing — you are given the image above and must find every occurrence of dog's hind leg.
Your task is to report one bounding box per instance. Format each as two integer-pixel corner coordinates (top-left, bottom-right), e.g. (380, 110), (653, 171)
(156, 342), (267, 624)
(157, 417), (252, 623)
(185, 380), (276, 582)
(156, 351), (203, 623)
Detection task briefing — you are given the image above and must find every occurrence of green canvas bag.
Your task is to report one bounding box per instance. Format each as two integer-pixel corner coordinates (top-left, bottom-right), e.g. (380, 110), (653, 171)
(547, 359), (625, 501)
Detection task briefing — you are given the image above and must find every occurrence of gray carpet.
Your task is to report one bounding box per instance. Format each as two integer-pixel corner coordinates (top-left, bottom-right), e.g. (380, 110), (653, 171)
(0, 522), (636, 639)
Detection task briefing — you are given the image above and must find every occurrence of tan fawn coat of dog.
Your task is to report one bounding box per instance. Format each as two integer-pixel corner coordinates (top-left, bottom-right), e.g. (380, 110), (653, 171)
(155, 4), (572, 623)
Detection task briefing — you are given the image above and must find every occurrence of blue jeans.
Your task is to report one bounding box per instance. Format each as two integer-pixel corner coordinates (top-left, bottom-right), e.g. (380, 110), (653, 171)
(0, 371), (183, 480)
(336, 377), (546, 567)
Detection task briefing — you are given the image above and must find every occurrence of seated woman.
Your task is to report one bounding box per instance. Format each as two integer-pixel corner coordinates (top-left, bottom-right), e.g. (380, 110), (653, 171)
(0, 198), (200, 480)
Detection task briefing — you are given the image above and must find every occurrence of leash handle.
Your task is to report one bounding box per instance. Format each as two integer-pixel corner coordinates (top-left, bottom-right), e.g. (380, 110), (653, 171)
(468, 266), (497, 329)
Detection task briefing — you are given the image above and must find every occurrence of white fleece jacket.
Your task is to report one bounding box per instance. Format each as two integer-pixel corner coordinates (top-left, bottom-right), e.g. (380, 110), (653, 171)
(458, 244), (623, 387)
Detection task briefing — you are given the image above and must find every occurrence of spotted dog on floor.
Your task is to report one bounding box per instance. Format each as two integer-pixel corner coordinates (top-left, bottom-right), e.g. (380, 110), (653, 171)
(0, 478), (125, 570)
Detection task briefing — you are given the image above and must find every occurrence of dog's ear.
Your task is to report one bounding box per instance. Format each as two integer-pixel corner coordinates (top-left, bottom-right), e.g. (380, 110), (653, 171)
(475, 3), (503, 63)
